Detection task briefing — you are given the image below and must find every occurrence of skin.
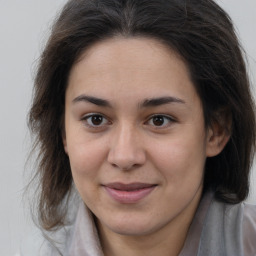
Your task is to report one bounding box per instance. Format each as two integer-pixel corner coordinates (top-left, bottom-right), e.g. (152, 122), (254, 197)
(63, 37), (229, 256)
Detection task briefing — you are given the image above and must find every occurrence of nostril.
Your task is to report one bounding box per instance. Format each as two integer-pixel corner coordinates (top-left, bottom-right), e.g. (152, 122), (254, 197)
(110, 162), (136, 171)
(107, 136), (146, 170)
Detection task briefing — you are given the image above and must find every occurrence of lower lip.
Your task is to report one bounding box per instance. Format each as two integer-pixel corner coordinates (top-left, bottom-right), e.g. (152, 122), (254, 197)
(104, 186), (156, 204)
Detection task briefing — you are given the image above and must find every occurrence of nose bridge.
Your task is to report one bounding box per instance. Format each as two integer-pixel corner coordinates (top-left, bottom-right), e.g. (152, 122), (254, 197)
(108, 121), (145, 170)
(116, 122), (134, 148)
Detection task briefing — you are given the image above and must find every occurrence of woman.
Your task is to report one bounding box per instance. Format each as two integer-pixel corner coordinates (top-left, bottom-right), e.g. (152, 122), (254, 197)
(26, 0), (256, 255)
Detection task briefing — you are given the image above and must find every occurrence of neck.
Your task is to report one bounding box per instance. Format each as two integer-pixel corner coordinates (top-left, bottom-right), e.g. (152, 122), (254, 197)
(96, 189), (202, 256)
(99, 224), (187, 256)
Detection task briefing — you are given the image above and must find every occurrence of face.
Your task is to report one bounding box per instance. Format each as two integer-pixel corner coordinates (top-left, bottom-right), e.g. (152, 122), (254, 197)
(63, 37), (224, 238)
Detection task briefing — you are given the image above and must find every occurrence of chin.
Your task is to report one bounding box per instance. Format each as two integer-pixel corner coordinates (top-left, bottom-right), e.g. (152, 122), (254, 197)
(102, 215), (160, 237)
(110, 225), (153, 237)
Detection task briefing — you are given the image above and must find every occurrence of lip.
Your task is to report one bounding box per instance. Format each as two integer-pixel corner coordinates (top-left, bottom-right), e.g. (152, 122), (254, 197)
(103, 182), (157, 204)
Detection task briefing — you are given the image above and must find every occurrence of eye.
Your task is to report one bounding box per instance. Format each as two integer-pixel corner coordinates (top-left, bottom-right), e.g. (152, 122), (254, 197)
(82, 113), (110, 128)
(146, 115), (175, 128)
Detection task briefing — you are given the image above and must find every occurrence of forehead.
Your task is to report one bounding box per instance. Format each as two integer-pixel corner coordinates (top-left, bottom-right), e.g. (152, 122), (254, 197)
(66, 37), (198, 105)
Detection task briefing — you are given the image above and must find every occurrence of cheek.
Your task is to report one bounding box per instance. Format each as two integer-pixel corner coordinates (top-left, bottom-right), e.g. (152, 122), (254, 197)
(67, 138), (107, 180)
(150, 133), (207, 184)
(67, 139), (108, 204)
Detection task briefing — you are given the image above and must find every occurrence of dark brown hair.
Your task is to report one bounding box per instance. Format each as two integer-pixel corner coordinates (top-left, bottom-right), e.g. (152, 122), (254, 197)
(29, 0), (256, 230)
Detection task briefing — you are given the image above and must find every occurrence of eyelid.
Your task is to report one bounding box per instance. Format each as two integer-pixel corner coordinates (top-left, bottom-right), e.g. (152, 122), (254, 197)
(145, 114), (176, 128)
(80, 112), (176, 130)
(81, 113), (111, 129)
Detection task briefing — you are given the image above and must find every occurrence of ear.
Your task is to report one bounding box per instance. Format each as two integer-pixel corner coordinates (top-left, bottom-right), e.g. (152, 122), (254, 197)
(206, 112), (231, 157)
(62, 130), (69, 155)
(60, 113), (69, 155)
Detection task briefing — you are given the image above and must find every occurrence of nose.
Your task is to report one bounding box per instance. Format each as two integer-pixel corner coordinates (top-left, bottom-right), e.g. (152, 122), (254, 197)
(107, 124), (146, 171)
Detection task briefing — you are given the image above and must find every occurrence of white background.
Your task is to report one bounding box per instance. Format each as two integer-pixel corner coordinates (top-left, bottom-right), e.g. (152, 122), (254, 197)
(0, 1), (255, 255)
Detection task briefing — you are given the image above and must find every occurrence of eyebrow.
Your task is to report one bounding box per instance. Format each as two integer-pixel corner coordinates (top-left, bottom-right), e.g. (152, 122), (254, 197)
(72, 94), (185, 108)
(140, 96), (185, 108)
(72, 95), (111, 107)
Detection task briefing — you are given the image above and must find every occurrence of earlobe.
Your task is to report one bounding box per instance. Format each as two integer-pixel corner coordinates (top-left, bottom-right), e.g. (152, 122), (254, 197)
(62, 133), (69, 155)
(206, 122), (231, 157)
(60, 115), (69, 155)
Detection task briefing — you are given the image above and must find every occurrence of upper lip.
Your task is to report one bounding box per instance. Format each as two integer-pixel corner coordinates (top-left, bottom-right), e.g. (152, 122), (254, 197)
(104, 182), (157, 191)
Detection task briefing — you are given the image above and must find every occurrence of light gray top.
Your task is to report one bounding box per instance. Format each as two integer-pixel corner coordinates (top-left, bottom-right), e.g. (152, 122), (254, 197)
(20, 191), (256, 256)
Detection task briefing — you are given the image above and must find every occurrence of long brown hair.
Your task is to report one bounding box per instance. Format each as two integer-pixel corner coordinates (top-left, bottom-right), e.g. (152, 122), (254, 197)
(29, 0), (256, 230)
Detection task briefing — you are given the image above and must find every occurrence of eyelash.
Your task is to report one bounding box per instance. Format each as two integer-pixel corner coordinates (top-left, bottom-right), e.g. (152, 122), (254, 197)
(145, 114), (176, 129)
(81, 113), (110, 129)
(81, 113), (176, 130)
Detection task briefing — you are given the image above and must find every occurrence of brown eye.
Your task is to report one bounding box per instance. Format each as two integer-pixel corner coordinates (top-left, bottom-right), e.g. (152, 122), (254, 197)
(82, 114), (109, 127)
(152, 116), (165, 126)
(91, 115), (104, 126)
(147, 115), (175, 128)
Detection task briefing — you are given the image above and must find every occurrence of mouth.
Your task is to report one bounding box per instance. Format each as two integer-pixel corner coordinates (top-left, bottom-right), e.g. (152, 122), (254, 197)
(103, 182), (157, 204)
